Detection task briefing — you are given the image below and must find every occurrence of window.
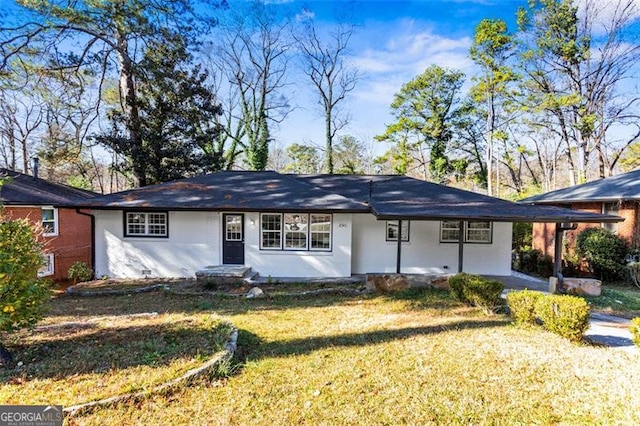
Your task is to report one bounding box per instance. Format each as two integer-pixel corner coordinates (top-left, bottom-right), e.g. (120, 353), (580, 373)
(261, 214), (282, 249)
(440, 221), (492, 243)
(603, 202), (619, 233)
(260, 213), (332, 251)
(42, 207), (58, 236)
(386, 220), (410, 242)
(440, 220), (460, 242)
(38, 253), (54, 277)
(124, 212), (168, 237)
(285, 213), (308, 249)
(310, 214), (332, 250)
(466, 221), (492, 243)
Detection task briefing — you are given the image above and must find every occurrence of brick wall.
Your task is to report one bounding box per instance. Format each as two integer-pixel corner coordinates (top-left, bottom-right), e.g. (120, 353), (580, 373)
(4, 206), (92, 281)
(532, 201), (639, 261)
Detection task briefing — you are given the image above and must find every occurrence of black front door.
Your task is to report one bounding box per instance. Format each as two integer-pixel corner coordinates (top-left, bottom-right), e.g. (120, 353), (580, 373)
(223, 214), (244, 264)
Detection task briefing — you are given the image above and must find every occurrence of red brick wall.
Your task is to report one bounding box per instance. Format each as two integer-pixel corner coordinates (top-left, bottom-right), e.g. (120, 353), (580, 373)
(532, 201), (640, 261)
(4, 207), (92, 281)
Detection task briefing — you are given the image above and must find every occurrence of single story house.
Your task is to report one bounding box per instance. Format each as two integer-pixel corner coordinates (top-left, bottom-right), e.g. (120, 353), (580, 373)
(72, 171), (619, 280)
(0, 167), (95, 281)
(522, 168), (640, 261)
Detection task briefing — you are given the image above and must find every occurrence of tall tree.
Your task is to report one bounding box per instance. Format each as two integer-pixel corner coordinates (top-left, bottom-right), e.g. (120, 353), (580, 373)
(294, 14), (359, 174)
(517, 0), (640, 184)
(469, 18), (517, 195)
(94, 38), (223, 185)
(0, 0), (216, 186)
(209, 0), (293, 171)
(376, 65), (466, 183)
(283, 143), (322, 174)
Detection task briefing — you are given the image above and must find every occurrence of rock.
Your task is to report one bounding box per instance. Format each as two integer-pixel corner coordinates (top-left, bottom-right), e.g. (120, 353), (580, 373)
(430, 275), (450, 290)
(560, 277), (602, 296)
(246, 287), (265, 298)
(366, 273), (451, 293)
(366, 274), (409, 293)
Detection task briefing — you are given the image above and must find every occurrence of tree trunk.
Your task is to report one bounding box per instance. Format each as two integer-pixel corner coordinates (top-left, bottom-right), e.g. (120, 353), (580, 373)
(116, 30), (145, 186)
(325, 110), (333, 174)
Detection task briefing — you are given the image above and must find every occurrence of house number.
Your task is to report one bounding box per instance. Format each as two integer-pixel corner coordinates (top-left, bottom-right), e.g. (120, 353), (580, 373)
(338, 223), (347, 228)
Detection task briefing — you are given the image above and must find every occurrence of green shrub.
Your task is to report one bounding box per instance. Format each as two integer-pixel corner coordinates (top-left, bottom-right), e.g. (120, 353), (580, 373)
(0, 218), (51, 334)
(506, 289), (544, 325)
(515, 248), (543, 275)
(536, 253), (554, 278)
(534, 294), (590, 342)
(630, 318), (640, 347)
(575, 227), (628, 282)
(449, 273), (504, 314)
(67, 261), (94, 283)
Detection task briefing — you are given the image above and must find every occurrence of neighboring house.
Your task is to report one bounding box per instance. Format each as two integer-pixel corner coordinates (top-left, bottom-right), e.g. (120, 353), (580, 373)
(0, 168), (96, 281)
(73, 171), (615, 280)
(522, 169), (640, 261)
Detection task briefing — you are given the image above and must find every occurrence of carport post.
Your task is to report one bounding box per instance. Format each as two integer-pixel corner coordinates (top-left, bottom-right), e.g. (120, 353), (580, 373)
(553, 222), (563, 277)
(458, 220), (464, 273)
(396, 220), (403, 273)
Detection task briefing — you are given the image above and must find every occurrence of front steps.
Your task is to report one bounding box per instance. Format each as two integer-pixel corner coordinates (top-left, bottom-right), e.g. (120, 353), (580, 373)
(195, 265), (258, 285)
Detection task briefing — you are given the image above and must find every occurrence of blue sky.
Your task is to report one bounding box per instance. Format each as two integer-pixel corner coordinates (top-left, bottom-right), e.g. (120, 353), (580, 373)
(271, 0), (528, 156)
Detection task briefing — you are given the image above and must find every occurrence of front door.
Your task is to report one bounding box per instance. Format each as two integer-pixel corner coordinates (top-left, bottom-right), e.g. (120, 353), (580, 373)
(223, 214), (245, 264)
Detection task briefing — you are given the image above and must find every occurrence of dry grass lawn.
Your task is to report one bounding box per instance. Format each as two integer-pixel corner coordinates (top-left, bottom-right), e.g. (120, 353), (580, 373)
(2, 288), (639, 425)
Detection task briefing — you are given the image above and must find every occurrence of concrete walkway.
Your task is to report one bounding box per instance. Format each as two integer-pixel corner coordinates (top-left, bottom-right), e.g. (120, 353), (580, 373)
(489, 272), (638, 354)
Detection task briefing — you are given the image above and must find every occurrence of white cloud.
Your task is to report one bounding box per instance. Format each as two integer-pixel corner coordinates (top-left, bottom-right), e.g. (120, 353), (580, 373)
(349, 21), (474, 106)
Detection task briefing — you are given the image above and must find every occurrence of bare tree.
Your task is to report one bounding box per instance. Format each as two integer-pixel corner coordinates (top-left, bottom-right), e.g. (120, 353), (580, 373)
(294, 15), (359, 174)
(208, 0), (294, 171)
(517, 0), (640, 185)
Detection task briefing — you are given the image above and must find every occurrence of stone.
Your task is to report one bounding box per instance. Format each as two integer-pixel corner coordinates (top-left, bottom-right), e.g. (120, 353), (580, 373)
(430, 275), (450, 290)
(245, 286), (265, 298)
(366, 273), (452, 293)
(561, 277), (602, 296)
(366, 274), (409, 293)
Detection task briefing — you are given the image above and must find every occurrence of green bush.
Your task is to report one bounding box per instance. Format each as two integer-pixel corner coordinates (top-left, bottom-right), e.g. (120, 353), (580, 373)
(506, 289), (544, 325)
(575, 227), (628, 282)
(515, 248), (542, 275)
(67, 261), (94, 283)
(0, 218), (51, 334)
(534, 294), (590, 342)
(449, 273), (504, 314)
(630, 318), (640, 347)
(536, 253), (554, 278)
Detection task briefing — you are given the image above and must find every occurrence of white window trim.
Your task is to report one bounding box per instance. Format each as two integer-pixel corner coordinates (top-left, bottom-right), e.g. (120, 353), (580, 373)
(310, 213), (332, 251)
(124, 212), (169, 238)
(38, 253), (54, 277)
(386, 220), (410, 242)
(260, 213), (333, 252)
(42, 207), (58, 237)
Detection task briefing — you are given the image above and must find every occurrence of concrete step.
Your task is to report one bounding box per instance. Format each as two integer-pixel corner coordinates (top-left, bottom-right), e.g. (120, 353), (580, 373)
(195, 265), (253, 283)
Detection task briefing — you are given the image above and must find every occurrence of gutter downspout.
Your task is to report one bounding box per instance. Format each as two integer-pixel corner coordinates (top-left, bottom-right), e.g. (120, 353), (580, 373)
(76, 208), (96, 278)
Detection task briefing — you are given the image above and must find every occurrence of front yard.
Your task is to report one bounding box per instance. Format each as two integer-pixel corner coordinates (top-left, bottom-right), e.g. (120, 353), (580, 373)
(2, 287), (639, 424)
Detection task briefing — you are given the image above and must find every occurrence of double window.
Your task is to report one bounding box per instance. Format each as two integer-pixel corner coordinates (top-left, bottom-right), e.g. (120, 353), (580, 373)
(386, 220), (410, 242)
(124, 212), (168, 237)
(260, 213), (332, 251)
(440, 221), (492, 243)
(42, 207), (58, 237)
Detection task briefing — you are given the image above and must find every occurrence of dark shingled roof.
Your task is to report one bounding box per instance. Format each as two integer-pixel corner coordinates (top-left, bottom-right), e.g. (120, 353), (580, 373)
(522, 169), (640, 204)
(72, 171), (369, 212)
(70, 170), (621, 223)
(0, 168), (96, 206)
(297, 174), (621, 223)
